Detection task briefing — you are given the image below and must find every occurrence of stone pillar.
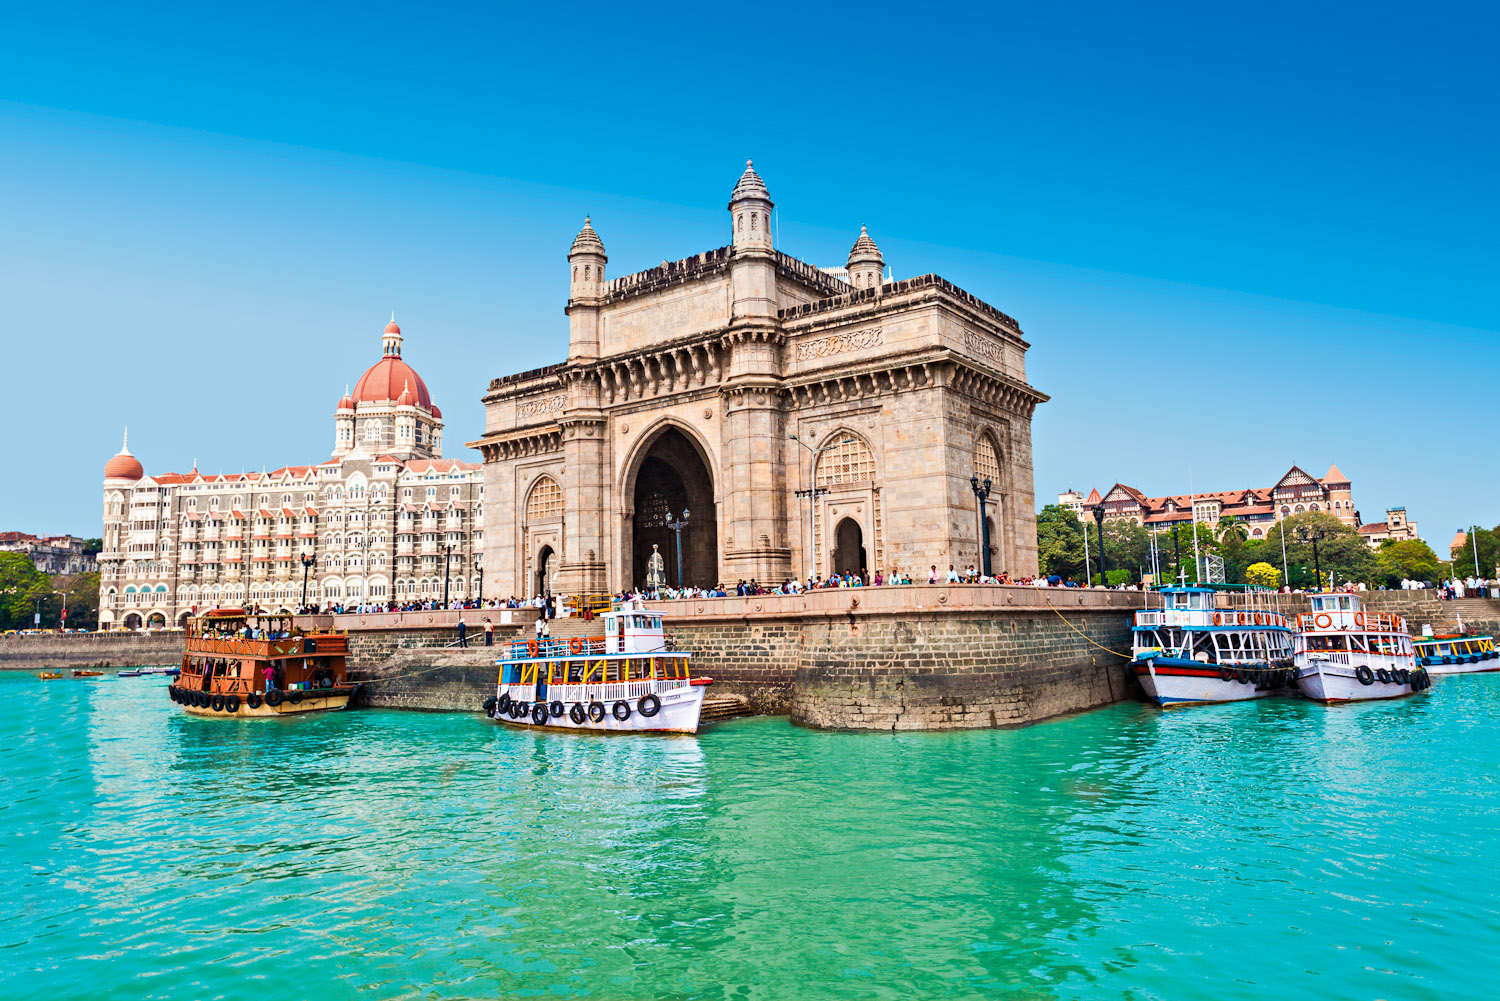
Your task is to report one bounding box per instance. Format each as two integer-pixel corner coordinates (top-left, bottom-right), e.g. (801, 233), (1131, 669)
(555, 371), (608, 596)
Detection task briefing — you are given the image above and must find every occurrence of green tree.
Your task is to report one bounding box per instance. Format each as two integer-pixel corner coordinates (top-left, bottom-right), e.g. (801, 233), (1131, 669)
(80, 538), (103, 556)
(0, 552), (50, 631)
(1375, 540), (1443, 588)
(1274, 511), (1376, 588)
(1452, 525), (1500, 579)
(1036, 505), (1086, 581)
(1244, 561), (1282, 588)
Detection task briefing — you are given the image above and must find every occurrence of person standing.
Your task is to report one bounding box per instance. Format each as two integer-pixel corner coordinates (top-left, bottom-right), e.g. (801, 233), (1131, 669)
(457, 616), (468, 648)
(484, 619), (494, 647)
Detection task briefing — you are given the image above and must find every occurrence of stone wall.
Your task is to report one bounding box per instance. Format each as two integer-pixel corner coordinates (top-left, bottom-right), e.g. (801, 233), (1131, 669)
(0, 632), (184, 670)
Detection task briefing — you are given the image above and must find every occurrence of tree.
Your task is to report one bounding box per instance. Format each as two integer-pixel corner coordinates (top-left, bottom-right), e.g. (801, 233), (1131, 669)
(0, 552), (50, 631)
(1274, 511), (1376, 587)
(1036, 505), (1086, 581)
(1377, 540), (1443, 588)
(1244, 561), (1282, 589)
(1452, 525), (1500, 579)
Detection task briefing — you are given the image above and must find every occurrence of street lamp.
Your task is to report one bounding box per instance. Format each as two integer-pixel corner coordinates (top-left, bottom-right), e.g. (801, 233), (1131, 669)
(665, 508), (690, 587)
(475, 554), (484, 607)
(441, 543), (455, 607)
(1091, 504), (1108, 586)
(53, 588), (68, 630)
(788, 435), (855, 577)
(1297, 527), (1328, 591)
(970, 475), (993, 578)
(299, 552), (315, 612)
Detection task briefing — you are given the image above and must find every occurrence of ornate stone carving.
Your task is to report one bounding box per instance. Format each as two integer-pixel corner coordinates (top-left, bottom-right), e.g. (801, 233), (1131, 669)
(963, 330), (1003, 362)
(516, 395), (565, 421)
(795, 327), (883, 362)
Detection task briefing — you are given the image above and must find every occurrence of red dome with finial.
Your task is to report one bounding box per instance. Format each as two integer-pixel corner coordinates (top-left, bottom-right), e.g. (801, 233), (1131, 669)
(104, 429), (144, 480)
(351, 314), (433, 408)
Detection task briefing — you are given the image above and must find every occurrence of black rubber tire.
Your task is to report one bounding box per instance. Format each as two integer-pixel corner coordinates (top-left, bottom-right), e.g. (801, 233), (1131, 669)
(638, 693), (662, 718)
(1394, 669), (1410, 684)
(288, 690), (304, 705)
(588, 701), (606, 723)
(1355, 665), (1375, 686)
(531, 703), (548, 725)
(549, 700), (565, 718)
(1219, 666), (1234, 682)
(167, 686), (177, 703)
(210, 694), (225, 712)
(482, 695), (497, 715)
(497, 692), (512, 713)
(1375, 669), (1391, 684)
(1443, 655), (1453, 665)
(612, 700), (632, 721)
(224, 695), (240, 713)
(265, 689), (284, 707)
(247, 692), (263, 709)
(569, 703), (586, 724)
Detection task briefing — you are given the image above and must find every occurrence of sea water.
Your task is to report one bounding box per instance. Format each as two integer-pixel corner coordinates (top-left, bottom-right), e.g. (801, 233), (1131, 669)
(3, 670), (1498, 1000)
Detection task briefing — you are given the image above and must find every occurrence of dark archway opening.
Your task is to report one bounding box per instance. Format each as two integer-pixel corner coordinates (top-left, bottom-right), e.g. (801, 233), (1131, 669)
(124, 613), (142, 630)
(630, 428), (717, 588)
(536, 546), (555, 597)
(985, 515), (998, 574)
(833, 518), (867, 576)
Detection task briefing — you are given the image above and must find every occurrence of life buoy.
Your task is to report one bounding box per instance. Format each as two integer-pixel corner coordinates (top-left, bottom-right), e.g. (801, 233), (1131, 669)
(1213, 613), (1222, 626)
(588, 701), (606, 722)
(498, 693), (512, 713)
(531, 703), (548, 725)
(247, 692), (263, 709)
(569, 638), (583, 655)
(1354, 612), (1365, 628)
(211, 694), (225, 712)
(1355, 665), (1375, 686)
(1237, 612), (1246, 626)
(638, 693), (662, 717)
(265, 689), (284, 707)
(1375, 668), (1391, 684)
(549, 700), (565, 718)
(1394, 669), (1410, 684)
(288, 690), (304, 705)
(612, 700), (632, 721)
(224, 695), (240, 713)
(482, 695), (497, 715)
(527, 640), (538, 656)
(569, 703), (587, 724)
(1314, 613), (1332, 629)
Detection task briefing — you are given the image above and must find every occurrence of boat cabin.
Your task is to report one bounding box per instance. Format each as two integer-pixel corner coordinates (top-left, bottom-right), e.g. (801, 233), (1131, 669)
(603, 606), (666, 655)
(1296, 593), (1404, 635)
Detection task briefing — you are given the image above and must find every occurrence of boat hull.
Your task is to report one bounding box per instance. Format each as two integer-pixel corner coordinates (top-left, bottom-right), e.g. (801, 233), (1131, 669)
(1134, 658), (1284, 707)
(1295, 664), (1417, 703)
(1425, 657), (1500, 676)
(489, 684), (706, 734)
(170, 685), (355, 718)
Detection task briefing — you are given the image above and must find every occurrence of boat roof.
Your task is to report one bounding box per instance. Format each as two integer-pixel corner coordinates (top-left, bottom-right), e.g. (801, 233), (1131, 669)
(1155, 584), (1271, 594)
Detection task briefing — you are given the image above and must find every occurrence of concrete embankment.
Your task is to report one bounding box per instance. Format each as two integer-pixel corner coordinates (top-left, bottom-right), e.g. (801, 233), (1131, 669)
(0, 631), (184, 670)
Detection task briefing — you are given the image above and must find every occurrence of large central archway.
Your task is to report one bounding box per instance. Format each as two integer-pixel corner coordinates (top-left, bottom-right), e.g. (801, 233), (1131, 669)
(627, 427), (717, 588)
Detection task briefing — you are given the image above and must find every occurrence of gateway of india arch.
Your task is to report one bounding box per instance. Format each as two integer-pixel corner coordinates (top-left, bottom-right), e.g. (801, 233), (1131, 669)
(470, 162), (1048, 597)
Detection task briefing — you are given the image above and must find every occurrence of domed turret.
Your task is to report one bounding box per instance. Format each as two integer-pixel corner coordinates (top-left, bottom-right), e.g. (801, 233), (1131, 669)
(728, 159), (774, 253)
(337, 385), (355, 411)
(396, 379), (415, 407)
(382, 313), (403, 357)
(847, 226), (884, 291)
(104, 428), (144, 480)
(567, 217), (607, 361)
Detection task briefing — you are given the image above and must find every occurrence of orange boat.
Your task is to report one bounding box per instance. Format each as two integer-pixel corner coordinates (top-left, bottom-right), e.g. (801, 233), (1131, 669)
(166, 608), (358, 717)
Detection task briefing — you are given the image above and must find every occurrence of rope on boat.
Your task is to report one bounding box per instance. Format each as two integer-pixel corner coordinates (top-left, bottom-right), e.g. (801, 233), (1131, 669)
(1041, 595), (1133, 660)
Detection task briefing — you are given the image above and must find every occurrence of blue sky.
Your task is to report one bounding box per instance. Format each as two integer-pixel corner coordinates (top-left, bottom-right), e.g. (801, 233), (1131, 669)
(3, 2), (1494, 549)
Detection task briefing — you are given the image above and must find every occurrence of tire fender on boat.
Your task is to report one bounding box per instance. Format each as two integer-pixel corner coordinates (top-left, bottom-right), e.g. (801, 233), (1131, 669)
(247, 692), (263, 709)
(638, 693), (662, 718)
(531, 703), (548, 725)
(483, 695), (497, 715)
(612, 700), (632, 721)
(1394, 669), (1410, 684)
(210, 694), (225, 712)
(498, 693), (512, 713)
(265, 689), (284, 707)
(1219, 666), (1234, 682)
(1375, 668), (1391, 684)
(587, 701), (606, 722)
(549, 700), (565, 718)
(288, 690), (305, 705)
(1355, 665), (1375, 686)
(224, 695), (241, 713)
(569, 703), (587, 724)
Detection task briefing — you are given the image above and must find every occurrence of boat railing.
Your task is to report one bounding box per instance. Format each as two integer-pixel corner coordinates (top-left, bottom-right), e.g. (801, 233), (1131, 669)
(500, 677), (690, 705)
(505, 636), (682, 660)
(1295, 611), (1405, 633)
(1136, 609), (1289, 629)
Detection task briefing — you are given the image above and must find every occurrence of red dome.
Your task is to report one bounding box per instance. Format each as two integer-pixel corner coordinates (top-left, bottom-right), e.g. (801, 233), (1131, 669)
(385, 319), (401, 335)
(105, 451), (143, 480)
(352, 356), (432, 409)
(430, 403), (443, 419)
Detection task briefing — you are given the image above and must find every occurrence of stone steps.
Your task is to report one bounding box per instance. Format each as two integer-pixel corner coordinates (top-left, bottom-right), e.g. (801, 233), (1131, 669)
(700, 696), (755, 724)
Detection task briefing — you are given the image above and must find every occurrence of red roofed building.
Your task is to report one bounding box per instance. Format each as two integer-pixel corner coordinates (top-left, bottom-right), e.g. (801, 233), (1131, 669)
(98, 317), (484, 629)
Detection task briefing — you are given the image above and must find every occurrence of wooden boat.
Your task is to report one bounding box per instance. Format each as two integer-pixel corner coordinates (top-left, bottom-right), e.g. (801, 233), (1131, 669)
(1132, 584), (1296, 707)
(72, 670), (105, 677)
(485, 599), (711, 734)
(166, 608), (357, 718)
(1293, 593), (1432, 702)
(39, 672), (63, 680)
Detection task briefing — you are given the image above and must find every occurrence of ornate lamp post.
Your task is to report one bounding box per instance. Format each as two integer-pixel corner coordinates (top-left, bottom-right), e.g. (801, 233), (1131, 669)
(1297, 527), (1327, 591)
(475, 554), (484, 607)
(665, 508), (690, 587)
(441, 543), (455, 606)
(299, 552), (315, 612)
(1091, 503), (1108, 586)
(970, 475), (993, 578)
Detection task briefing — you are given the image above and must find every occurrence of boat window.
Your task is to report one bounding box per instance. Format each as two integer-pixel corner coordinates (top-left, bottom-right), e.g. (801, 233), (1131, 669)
(1307, 635), (1347, 651)
(1339, 597), (1353, 610)
(1172, 593), (1188, 609)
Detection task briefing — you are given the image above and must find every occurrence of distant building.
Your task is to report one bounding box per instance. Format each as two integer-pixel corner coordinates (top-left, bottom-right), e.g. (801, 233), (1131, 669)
(1077, 464), (1362, 539)
(0, 533), (96, 575)
(1356, 507), (1420, 548)
(97, 318), (483, 630)
(1057, 488), (1088, 519)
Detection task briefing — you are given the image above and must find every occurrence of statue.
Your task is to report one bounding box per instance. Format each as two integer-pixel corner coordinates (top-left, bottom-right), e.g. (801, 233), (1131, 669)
(646, 544), (666, 589)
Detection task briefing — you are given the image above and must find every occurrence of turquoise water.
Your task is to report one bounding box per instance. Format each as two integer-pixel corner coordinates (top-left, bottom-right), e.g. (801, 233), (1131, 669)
(4, 672), (1498, 1000)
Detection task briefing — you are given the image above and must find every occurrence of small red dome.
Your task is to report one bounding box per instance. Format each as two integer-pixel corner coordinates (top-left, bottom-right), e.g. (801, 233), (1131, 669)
(105, 451), (143, 480)
(430, 403), (442, 419)
(337, 391), (355, 410)
(385, 319), (401, 335)
(396, 381), (415, 406)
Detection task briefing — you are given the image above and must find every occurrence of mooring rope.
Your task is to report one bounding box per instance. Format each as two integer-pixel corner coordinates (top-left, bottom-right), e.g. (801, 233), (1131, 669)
(1041, 595), (1133, 660)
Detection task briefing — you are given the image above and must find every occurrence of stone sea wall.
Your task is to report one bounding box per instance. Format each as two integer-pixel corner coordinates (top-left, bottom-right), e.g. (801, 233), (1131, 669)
(0, 631), (184, 670)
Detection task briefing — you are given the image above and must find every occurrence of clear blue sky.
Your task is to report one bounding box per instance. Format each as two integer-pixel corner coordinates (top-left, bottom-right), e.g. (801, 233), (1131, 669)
(3, 2), (1494, 550)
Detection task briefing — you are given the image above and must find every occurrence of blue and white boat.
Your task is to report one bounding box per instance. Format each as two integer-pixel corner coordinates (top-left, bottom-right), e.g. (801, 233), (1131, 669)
(1132, 585), (1296, 707)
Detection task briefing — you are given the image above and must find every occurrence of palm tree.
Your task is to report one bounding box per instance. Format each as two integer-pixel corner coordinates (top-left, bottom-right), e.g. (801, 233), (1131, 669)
(1217, 515), (1249, 543)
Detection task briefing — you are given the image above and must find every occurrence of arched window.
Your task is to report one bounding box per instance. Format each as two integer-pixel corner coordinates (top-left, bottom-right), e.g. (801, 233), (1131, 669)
(526, 476), (564, 524)
(815, 433), (876, 487)
(973, 432), (1000, 484)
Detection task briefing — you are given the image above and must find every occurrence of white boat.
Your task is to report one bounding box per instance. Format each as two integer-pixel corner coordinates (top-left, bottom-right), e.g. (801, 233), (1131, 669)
(1292, 593), (1432, 702)
(1132, 585), (1296, 707)
(1415, 633), (1500, 675)
(485, 599), (710, 734)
